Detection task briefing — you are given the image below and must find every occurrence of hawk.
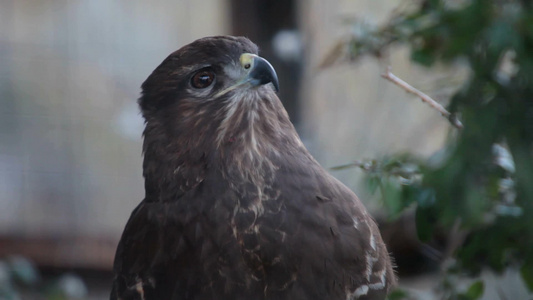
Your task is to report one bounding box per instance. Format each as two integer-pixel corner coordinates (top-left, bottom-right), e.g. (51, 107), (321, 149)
(111, 36), (396, 300)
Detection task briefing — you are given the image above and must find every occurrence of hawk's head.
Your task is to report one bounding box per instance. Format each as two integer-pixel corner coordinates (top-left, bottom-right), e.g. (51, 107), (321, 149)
(139, 36), (299, 198)
(139, 36), (285, 143)
(140, 36), (279, 108)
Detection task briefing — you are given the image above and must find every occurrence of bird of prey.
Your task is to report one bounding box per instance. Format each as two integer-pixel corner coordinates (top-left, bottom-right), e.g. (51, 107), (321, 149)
(111, 36), (396, 300)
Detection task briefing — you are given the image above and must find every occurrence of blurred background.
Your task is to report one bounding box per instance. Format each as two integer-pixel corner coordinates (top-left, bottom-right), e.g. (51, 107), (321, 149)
(1, 0), (531, 299)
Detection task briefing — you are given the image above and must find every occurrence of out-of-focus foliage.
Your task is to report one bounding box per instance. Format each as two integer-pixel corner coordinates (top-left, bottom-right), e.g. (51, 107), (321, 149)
(328, 0), (533, 298)
(0, 256), (87, 300)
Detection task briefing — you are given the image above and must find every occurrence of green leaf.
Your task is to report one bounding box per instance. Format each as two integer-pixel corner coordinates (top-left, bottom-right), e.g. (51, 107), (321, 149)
(521, 261), (533, 292)
(414, 188), (435, 208)
(462, 186), (486, 227)
(381, 179), (402, 216)
(386, 288), (410, 300)
(415, 206), (435, 242)
(411, 48), (436, 66)
(464, 280), (484, 299)
(366, 176), (381, 195)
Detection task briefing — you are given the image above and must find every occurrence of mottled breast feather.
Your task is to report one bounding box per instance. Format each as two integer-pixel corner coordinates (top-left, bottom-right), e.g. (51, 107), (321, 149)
(110, 36), (396, 300)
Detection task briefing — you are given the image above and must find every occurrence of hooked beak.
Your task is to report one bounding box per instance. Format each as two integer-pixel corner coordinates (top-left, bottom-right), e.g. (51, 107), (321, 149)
(240, 53), (279, 92)
(214, 53), (279, 98)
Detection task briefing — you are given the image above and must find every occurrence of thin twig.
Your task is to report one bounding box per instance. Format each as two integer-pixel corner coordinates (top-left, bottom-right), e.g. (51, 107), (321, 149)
(381, 66), (463, 129)
(330, 160), (372, 171)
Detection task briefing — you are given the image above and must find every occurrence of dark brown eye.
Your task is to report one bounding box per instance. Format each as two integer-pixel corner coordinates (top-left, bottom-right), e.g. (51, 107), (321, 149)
(191, 69), (215, 89)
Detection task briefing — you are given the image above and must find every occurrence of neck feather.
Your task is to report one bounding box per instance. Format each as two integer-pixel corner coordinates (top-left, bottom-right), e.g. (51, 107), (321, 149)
(142, 90), (303, 201)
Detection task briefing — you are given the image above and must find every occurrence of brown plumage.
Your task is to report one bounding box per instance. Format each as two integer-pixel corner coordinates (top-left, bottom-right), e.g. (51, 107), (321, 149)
(110, 36), (396, 300)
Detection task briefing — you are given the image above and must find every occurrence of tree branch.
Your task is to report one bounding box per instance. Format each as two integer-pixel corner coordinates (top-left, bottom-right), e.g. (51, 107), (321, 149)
(381, 67), (463, 129)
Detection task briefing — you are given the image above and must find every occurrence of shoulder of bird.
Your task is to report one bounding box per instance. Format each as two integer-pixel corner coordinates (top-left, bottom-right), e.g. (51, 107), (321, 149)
(111, 35), (396, 300)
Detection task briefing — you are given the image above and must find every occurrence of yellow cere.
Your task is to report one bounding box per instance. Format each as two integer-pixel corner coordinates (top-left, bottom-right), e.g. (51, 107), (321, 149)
(239, 53), (256, 70)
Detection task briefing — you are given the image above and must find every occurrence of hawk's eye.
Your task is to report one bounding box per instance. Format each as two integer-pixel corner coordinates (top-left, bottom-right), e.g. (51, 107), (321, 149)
(191, 69), (215, 89)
